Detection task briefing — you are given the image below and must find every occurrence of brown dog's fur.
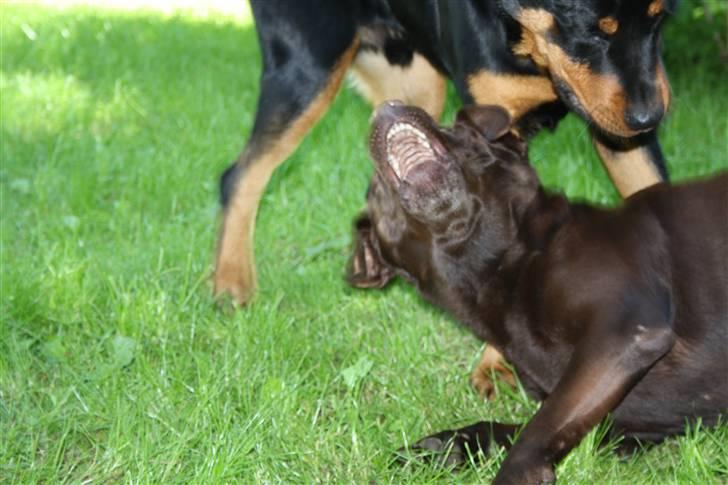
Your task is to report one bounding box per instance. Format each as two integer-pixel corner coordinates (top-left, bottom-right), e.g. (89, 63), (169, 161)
(349, 102), (727, 484)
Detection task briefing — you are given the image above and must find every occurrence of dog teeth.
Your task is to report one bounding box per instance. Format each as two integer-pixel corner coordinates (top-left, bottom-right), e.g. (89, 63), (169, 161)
(386, 122), (429, 143)
(386, 123), (433, 179)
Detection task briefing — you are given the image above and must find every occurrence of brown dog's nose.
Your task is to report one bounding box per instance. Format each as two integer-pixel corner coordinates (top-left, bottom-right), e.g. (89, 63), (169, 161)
(624, 105), (664, 132)
(371, 100), (405, 122)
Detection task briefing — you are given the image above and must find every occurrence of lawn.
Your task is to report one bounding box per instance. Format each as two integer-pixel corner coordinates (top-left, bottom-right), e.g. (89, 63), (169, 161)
(1, 2), (727, 483)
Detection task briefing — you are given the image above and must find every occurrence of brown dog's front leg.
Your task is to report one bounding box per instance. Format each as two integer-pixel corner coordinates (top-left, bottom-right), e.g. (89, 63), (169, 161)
(494, 322), (675, 485)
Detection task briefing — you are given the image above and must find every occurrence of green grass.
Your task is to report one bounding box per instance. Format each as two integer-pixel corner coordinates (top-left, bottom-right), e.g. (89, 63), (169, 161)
(1, 3), (727, 483)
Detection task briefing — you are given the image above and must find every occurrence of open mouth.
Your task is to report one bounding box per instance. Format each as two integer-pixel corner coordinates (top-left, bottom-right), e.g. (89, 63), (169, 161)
(385, 122), (438, 181)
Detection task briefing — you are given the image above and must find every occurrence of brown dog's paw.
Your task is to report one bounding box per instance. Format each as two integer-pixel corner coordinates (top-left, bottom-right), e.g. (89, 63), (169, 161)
(398, 428), (482, 468)
(471, 346), (517, 399)
(397, 422), (519, 472)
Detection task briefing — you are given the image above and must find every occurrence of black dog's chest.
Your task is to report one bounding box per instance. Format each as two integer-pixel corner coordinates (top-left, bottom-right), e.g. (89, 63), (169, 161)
(385, 0), (539, 86)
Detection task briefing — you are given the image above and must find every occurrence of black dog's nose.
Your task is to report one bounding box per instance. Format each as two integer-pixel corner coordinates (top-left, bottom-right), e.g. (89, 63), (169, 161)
(624, 106), (663, 132)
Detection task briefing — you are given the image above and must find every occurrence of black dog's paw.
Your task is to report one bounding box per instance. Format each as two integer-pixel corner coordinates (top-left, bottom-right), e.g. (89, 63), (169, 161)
(397, 428), (486, 468)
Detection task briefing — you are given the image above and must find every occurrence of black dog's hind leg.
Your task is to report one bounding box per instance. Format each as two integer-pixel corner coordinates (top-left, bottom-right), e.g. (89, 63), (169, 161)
(214, 0), (358, 304)
(594, 130), (669, 198)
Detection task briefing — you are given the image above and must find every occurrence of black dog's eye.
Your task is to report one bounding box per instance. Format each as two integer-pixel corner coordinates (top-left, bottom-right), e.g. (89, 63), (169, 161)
(575, 35), (607, 55)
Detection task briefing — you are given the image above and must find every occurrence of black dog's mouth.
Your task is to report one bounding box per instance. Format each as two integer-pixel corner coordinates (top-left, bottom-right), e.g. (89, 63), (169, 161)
(370, 101), (446, 185)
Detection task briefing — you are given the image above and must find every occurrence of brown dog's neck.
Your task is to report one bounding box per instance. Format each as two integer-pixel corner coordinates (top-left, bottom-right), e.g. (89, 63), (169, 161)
(467, 189), (576, 348)
(520, 189), (573, 251)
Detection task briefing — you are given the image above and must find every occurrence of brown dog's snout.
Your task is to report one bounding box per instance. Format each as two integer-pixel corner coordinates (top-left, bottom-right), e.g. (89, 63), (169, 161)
(371, 99), (406, 121)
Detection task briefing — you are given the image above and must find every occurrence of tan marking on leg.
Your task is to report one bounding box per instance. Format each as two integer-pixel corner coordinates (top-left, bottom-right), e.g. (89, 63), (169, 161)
(350, 51), (446, 120)
(214, 40), (359, 305)
(594, 140), (662, 197)
(470, 345), (516, 400)
(466, 69), (557, 121)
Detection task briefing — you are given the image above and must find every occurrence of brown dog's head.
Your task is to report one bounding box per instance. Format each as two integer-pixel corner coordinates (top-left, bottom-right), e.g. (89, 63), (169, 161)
(503, 0), (674, 138)
(348, 102), (541, 301)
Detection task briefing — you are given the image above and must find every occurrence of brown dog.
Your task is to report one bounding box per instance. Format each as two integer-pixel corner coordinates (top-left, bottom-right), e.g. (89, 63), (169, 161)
(348, 101), (727, 484)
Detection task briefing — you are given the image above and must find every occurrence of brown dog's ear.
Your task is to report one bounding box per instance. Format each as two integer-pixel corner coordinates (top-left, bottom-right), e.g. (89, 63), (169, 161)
(456, 105), (512, 141)
(346, 214), (395, 289)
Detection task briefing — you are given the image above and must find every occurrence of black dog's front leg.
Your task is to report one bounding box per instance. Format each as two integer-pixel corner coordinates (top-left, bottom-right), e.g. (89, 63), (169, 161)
(592, 130), (668, 198)
(494, 321), (676, 485)
(404, 421), (520, 467)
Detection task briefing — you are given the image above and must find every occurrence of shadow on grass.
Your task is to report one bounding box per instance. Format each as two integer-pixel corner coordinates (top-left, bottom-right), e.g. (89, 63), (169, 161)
(1, 7), (266, 223)
(1, 8), (267, 201)
(2, 8), (260, 102)
(2, 4), (726, 137)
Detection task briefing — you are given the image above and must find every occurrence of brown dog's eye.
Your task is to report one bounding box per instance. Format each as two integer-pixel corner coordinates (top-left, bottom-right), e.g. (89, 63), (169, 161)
(598, 17), (618, 35)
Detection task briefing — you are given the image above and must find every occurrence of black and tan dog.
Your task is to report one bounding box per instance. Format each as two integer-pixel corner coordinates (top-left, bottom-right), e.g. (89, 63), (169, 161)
(347, 101), (727, 484)
(215, 0), (675, 307)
